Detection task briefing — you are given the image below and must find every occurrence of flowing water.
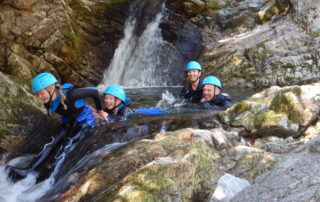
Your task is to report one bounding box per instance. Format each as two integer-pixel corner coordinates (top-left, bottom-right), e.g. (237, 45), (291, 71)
(0, 87), (257, 201)
(102, 2), (183, 87)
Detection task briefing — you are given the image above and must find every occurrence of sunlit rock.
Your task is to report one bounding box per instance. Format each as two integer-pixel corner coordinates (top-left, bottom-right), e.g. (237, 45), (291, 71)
(220, 83), (320, 138)
(58, 128), (276, 201)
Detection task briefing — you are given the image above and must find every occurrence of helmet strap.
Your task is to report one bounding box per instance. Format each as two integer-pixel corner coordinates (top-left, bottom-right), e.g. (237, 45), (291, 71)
(110, 97), (121, 113)
(212, 86), (217, 101)
(212, 86), (221, 101)
(45, 86), (57, 114)
(191, 76), (200, 83)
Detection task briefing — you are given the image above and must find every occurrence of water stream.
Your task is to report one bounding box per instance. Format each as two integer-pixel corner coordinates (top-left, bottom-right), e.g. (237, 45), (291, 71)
(0, 87), (257, 201)
(102, 2), (183, 87)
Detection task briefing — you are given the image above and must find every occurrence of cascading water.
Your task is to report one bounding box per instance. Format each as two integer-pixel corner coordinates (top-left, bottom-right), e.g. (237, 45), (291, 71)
(102, 2), (183, 87)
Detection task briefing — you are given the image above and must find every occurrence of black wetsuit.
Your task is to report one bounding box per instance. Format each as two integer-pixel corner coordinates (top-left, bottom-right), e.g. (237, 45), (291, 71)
(201, 93), (232, 110)
(103, 102), (130, 122)
(180, 78), (203, 103)
(7, 85), (103, 180)
(45, 87), (103, 123)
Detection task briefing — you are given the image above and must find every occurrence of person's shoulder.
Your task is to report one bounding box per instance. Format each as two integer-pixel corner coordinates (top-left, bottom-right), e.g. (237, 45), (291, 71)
(221, 93), (231, 100)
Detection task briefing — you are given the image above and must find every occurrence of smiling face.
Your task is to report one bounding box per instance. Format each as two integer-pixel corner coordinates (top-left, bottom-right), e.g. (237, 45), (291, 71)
(104, 94), (122, 110)
(187, 69), (201, 83)
(203, 84), (221, 101)
(36, 85), (56, 103)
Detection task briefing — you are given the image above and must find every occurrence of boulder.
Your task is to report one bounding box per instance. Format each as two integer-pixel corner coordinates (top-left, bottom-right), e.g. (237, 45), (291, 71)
(58, 128), (276, 201)
(231, 135), (320, 201)
(220, 83), (320, 138)
(0, 72), (47, 154)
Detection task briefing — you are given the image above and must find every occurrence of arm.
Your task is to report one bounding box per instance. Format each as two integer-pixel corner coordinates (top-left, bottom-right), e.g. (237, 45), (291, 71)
(201, 102), (215, 110)
(68, 88), (108, 119)
(68, 88), (103, 111)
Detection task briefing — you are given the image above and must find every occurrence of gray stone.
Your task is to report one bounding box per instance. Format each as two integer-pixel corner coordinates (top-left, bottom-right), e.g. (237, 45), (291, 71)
(210, 173), (250, 202)
(231, 135), (320, 202)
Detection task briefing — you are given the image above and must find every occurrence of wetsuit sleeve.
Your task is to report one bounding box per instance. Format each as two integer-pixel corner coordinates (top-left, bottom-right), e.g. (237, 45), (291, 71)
(220, 95), (232, 108)
(201, 102), (215, 110)
(68, 88), (103, 111)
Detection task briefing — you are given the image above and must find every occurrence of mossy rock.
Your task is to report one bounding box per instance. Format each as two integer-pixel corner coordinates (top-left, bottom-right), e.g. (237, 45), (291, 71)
(0, 71), (48, 154)
(220, 83), (320, 138)
(59, 128), (279, 201)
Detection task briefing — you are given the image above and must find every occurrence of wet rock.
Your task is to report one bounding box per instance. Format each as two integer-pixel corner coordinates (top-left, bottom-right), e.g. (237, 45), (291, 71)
(159, 5), (204, 65)
(220, 83), (320, 138)
(0, 0), (128, 86)
(58, 128), (276, 201)
(0, 72), (48, 154)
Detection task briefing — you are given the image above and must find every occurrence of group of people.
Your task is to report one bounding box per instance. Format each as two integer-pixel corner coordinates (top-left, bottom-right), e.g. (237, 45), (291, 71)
(7, 60), (232, 180)
(180, 61), (232, 109)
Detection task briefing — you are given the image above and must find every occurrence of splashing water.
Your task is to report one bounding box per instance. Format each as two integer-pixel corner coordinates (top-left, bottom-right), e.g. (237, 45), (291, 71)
(156, 90), (176, 108)
(0, 156), (52, 202)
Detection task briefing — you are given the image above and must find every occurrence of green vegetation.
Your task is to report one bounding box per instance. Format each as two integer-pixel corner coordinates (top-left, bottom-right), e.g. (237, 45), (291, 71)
(64, 32), (81, 44)
(311, 29), (320, 38)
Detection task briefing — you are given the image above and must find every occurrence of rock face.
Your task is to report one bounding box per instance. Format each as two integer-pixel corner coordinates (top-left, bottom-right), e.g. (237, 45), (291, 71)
(58, 128), (276, 201)
(0, 0), (128, 86)
(0, 72), (48, 154)
(169, 0), (320, 88)
(220, 83), (320, 138)
(231, 135), (320, 202)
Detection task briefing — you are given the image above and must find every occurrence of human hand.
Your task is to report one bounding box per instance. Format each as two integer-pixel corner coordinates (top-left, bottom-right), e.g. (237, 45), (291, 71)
(98, 110), (109, 121)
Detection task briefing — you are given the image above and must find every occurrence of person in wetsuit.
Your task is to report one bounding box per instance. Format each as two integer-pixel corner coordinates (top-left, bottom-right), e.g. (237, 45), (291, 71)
(201, 76), (232, 110)
(93, 85), (130, 122)
(180, 61), (203, 103)
(7, 72), (107, 178)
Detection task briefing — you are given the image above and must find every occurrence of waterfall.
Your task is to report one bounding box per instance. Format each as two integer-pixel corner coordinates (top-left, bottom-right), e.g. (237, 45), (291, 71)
(102, 2), (183, 87)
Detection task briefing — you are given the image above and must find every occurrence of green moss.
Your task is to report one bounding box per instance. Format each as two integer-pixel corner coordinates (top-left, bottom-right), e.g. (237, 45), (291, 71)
(231, 152), (277, 181)
(205, 0), (224, 10)
(311, 29), (320, 38)
(233, 101), (251, 115)
(270, 91), (302, 123)
(64, 32), (81, 44)
(257, 47), (271, 59)
(254, 110), (286, 128)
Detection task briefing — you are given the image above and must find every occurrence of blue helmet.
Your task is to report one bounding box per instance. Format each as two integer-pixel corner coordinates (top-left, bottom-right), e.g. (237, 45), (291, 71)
(104, 85), (126, 102)
(32, 72), (58, 93)
(202, 76), (222, 88)
(185, 61), (202, 71)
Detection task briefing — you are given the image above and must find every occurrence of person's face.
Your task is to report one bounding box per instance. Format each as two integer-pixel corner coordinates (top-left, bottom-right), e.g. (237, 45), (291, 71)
(187, 70), (201, 82)
(203, 84), (220, 101)
(36, 85), (55, 103)
(104, 94), (122, 110)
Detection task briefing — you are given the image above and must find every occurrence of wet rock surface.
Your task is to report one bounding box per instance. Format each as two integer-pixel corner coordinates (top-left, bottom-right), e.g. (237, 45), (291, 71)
(57, 128), (276, 201)
(56, 83), (320, 201)
(0, 72), (49, 154)
(0, 0), (127, 86)
(167, 0), (319, 88)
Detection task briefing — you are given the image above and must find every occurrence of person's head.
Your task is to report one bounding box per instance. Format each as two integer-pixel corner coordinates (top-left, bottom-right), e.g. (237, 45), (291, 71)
(32, 72), (58, 103)
(202, 76), (222, 101)
(185, 61), (202, 83)
(103, 85), (126, 111)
